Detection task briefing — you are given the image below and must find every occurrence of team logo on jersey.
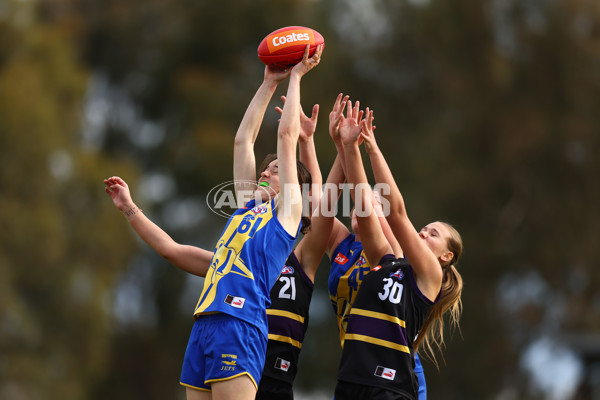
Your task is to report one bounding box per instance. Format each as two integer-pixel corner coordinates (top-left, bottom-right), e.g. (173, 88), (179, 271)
(374, 365), (396, 381)
(281, 266), (294, 275)
(390, 269), (404, 280)
(335, 253), (348, 265)
(251, 204), (269, 214)
(224, 294), (246, 309)
(356, 255), (367, 267)
(220, 353), (238, 372)
(275, 357), (291, 372)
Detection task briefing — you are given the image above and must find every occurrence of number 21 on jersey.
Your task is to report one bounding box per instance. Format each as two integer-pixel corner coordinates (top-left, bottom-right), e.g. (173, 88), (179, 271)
(278, 276), (296, 300)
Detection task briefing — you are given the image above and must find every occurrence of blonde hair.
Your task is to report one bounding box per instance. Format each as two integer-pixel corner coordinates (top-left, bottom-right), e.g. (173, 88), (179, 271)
(414, 221), (463, 367)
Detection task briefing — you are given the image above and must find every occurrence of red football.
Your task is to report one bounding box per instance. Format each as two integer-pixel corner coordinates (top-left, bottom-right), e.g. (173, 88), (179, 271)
(257, 26), (324, 69)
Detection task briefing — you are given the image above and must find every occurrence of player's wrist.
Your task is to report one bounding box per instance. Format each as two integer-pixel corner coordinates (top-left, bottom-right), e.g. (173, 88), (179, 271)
(260, 77), (281, 93)
(122, 204), (142, 220)
(299, 134), (314, 144)
(365, 145), (380, 155)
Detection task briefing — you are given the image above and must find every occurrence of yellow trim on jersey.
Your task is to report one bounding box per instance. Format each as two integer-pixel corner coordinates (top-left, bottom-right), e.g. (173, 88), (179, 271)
(268, 333), (303, 349)
(266, 309), (305, 323)
(205, 371), (258, 390)
(344, 333), (410, 354)
(349, 308), (406, 328)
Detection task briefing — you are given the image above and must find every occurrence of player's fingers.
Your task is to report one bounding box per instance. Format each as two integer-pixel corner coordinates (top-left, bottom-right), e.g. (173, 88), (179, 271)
(311, 104), (319, 120)
(340, 95), (349, 113)
(315, 44), (324, 57)
(333, 93), (343, 110)
(302, 44), (310, 61)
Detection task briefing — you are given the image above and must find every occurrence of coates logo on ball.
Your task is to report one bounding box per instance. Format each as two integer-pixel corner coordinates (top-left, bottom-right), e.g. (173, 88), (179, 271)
(267, 29), (313, 51)
(258, 26), (324, 69)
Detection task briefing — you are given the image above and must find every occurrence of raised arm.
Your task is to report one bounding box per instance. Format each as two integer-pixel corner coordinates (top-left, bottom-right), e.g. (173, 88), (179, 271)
(296, 93), (353, 271)
(360, 112), (443, 299)
(104, 176), (213, 277)
(360, 113), (403, 258)
(298, 102), (321, 192)
(233, 67), (290, 197)
(275, 96), (321, 197)
(276, 44), (323, 236)
(275, 95), (328, 281)
(337, 104), (393, 266)
(295, 154), (351, 281)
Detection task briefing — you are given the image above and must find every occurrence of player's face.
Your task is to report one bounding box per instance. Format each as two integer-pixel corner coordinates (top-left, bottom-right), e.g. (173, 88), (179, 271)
(418, 222), (453, 264)
(257, 160), (280, 201)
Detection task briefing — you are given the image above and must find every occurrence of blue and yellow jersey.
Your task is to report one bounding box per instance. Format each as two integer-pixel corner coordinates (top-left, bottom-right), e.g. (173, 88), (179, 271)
(194, 198), (298, 339)
(328, 233), (372, 346)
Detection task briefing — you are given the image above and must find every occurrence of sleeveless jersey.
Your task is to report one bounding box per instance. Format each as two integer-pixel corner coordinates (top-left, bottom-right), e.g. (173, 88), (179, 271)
(261, 251), (314, 386)
(328, 233), (372, 345)
(193, 198), (297, 339)
(337, 257), (435, 399)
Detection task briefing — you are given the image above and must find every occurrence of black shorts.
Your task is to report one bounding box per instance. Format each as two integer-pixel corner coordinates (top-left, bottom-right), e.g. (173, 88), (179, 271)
(335, 380), (412, 400)
(255, 376), (293, 400)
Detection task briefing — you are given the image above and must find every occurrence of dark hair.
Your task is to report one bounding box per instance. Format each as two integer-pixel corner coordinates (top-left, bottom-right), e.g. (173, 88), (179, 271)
(259, 153), (312, 234)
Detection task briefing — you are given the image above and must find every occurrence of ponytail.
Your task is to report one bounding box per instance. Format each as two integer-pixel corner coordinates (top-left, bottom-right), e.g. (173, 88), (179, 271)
(414, 222), (463, 367)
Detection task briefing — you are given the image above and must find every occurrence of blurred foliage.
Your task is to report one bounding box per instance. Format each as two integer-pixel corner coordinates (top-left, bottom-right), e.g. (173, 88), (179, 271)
(2, 0), (600, 399)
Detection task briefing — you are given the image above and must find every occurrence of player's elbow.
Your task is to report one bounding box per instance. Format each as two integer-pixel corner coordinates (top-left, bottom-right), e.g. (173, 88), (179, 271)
(234, 134), (253, 149)
(157, 243), (180, 263)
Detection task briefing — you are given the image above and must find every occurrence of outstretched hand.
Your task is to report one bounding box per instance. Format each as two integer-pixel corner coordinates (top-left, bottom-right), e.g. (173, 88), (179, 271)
(104, 176), (134, 212)
(329, 93), (349, 143)
(360, 108), (379, 154)
(291, 44), (324, 77)
(338, 100), (364, 146)
(275, 96), (319, 142)
(264, 65), (291, 83)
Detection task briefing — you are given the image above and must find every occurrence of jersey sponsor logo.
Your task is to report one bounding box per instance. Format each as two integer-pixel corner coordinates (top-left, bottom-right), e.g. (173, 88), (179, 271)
(281, 266), (294, 275)
(251, 205), (269, 215)
(335, 253), (349, 265)
(224, 294), (246, 309)
(275, 357), (291, 372)
(374, 365), (396, 381)
(356, 255), (367, 267)
(390, 269), (404, 280)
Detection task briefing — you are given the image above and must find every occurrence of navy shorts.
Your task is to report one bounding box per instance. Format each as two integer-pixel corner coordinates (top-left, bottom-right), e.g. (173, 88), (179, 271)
(256, 376), (293, 400)
(180, 313), (267, 391)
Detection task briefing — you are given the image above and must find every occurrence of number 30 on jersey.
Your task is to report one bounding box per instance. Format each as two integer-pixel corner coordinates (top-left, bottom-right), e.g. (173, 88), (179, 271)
(378, 278), (403, 304)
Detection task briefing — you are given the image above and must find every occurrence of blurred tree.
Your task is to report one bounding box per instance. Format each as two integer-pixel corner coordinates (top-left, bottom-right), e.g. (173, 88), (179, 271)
(0, 7), (139, 400)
